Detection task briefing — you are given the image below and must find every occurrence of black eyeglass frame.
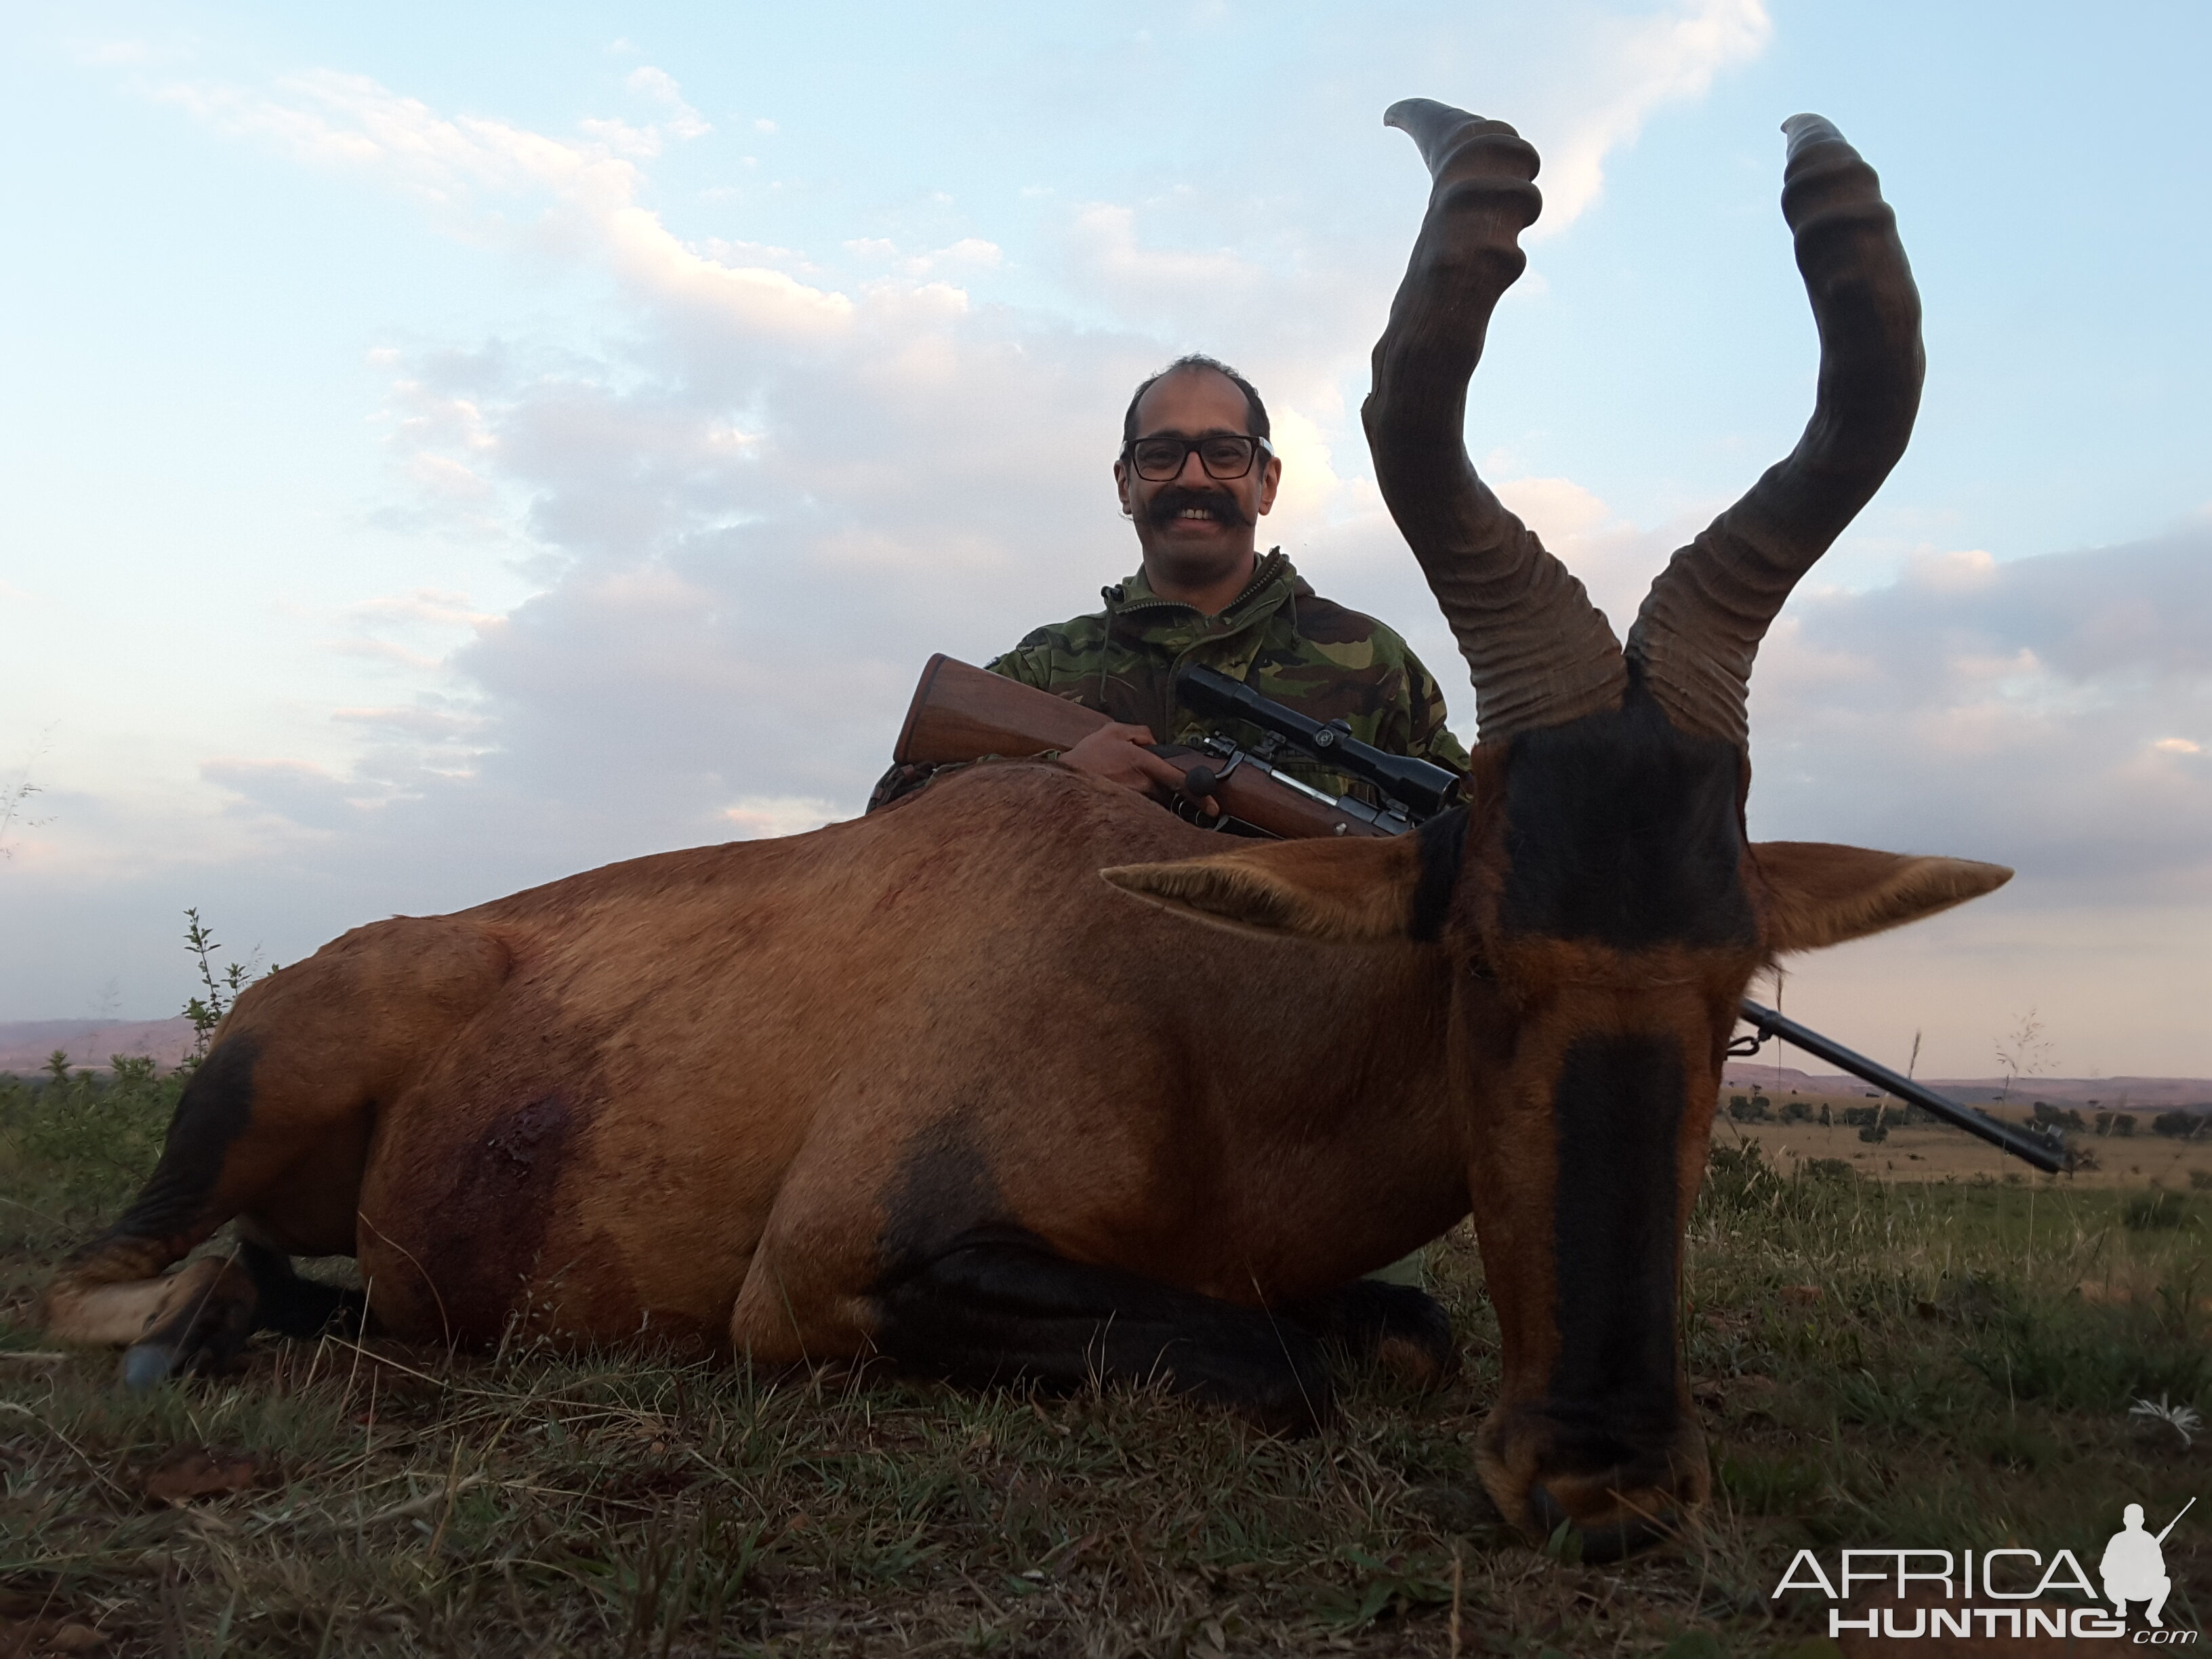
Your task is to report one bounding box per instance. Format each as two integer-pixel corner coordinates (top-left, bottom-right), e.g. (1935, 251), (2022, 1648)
(1120, 432), (1276, 482)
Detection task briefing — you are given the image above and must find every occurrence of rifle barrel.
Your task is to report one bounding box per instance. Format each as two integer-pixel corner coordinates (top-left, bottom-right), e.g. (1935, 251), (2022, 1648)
(1175, 663), (1460, 817)
(2155, 1496), (2196, 1545)
(1736, 1000), (2066, 1174)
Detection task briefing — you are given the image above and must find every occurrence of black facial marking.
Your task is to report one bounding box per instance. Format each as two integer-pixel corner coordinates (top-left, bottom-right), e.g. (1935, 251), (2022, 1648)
(115, 1035), (262, 1243)
(1498, 691), (1752, 949)
(1408, 805), (1469, 943)
(1547, 1034), (1683, 1465)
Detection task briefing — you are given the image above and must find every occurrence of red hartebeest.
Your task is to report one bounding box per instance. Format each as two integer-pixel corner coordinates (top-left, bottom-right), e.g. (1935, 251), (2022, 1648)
(43, 102), (2005, 1558)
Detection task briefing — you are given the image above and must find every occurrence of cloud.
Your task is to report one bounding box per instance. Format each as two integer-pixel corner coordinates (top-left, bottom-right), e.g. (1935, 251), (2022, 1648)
(156, 69), (851, 339)
(1530, 0), (1772, 236)
(1065, 204), (1267, 311)
(842, 236), (1004, 278)
(1746, 523), (2212, 904)
(623, 66), (711, 141)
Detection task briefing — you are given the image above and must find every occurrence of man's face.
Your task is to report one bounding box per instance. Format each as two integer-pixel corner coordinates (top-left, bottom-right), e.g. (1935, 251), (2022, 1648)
(1114, 367), (1282, 590)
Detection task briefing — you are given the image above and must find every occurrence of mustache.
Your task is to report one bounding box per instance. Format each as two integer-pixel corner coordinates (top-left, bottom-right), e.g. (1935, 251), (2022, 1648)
(1145, 486), (1252, 529)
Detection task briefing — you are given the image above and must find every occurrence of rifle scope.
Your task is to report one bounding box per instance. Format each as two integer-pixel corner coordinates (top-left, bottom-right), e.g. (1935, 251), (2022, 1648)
(1175, 663), (1461, 819)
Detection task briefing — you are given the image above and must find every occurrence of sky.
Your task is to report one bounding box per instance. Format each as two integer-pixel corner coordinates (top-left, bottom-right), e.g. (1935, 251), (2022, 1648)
(1, 0), (2206, 1077)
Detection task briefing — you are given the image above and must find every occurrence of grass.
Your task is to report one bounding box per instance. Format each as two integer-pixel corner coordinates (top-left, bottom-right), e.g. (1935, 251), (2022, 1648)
(0, 1074), (2205, 1655)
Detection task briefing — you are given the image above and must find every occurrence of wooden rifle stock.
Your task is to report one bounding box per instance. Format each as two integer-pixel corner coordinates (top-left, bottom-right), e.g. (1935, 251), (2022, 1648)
(893, 654), (1393, 840)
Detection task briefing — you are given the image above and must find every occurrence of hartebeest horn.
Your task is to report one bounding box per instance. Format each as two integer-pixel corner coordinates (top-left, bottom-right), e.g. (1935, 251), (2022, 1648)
(1364, 100), (1627, 742)
(1626, 115), (1925, 748)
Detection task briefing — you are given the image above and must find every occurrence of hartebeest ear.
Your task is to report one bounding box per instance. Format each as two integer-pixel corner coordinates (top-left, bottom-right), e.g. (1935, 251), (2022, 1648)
(1753, 841), (2011, 952)
(1102, 832), (1432, 943)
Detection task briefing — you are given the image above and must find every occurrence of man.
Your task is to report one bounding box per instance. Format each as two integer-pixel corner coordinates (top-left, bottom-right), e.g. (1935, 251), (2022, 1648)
(972, 353), (1469, 812)
(874, 355), (1466, 1287)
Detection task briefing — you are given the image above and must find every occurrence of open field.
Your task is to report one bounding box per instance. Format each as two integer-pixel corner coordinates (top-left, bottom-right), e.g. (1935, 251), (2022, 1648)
(0, 1067), (2206, 1655)
(1718, 1110), (2212, 1192)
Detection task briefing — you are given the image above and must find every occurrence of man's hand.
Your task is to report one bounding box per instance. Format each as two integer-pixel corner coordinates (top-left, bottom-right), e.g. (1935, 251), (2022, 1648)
(1059, 722), (1218, 815)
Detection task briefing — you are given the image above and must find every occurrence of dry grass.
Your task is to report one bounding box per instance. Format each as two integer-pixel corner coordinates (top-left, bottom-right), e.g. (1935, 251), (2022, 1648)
(0, 1072), (2207, 1655)
(1719, 1100), (2212, 1191)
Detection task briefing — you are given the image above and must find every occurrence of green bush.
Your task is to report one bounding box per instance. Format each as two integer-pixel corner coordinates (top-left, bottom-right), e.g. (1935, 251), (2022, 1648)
(2123, 1191), (2195, 1231)
(1967, 1307), (2207, 1413)
(0, 1056), (178, 1244)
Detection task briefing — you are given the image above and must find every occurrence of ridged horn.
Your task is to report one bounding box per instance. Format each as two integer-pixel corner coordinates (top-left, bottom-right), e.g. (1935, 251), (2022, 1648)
(1625, 115), (1925, 748)
(1363, 99), (1626, 744)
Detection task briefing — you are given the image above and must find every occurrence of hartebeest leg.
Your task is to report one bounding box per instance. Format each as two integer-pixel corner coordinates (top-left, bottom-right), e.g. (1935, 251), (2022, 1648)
(869, 1230), (1336, 1435)
(1282, 1279), (1457, 1389)
(41, 916), (511, 1385)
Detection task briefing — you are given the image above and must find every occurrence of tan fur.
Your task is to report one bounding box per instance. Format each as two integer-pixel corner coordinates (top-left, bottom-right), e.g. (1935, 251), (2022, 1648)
(49, 764), (1467, 1368)
(1753, 841), (2012, 952)
(43, 1277), (173, 1346)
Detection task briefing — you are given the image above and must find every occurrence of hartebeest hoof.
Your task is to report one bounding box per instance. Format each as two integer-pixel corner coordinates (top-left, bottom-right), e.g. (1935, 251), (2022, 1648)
(1527, 1481), (1683, 1564)
(112, 1243), (364, 1389)
(119, 1253), (260, 1389)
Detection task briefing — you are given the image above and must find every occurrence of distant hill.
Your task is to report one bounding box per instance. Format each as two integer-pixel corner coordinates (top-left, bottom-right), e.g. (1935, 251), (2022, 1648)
(0, 1017), (197, 1073)
(1721, 1061), (2212, 1111)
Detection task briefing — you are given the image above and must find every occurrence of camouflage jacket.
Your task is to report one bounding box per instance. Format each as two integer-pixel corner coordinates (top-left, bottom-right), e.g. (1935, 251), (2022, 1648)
(984, 549), (1469, 804)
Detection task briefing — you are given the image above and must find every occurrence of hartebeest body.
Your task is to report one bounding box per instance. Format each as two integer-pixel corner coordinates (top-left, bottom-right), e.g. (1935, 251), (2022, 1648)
(44, 102), (2007, 1557)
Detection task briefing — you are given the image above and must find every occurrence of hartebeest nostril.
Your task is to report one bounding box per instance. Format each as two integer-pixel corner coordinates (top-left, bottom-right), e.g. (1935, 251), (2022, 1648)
(1528, 1482), (1682, 1564)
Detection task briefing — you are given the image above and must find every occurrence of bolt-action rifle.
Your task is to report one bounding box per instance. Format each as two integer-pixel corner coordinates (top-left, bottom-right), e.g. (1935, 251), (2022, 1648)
(893, 653), (1451, 840)
(893, 653), (2066, 1173)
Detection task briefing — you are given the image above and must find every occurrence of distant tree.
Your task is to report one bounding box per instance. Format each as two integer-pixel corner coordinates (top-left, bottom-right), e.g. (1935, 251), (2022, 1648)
(2113, 1113), (2137, 1138)
(2151, 1111), (2201, 1141)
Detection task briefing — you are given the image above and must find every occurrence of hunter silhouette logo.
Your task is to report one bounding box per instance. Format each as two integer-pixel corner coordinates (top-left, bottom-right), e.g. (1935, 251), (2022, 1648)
(2104, 1498), (2192, 1630)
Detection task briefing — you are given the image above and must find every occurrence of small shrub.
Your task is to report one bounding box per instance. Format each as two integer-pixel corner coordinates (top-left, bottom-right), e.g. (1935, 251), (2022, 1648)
(2123, 1191), (2194, 1231)
(1968, 1297), (2209, 1412)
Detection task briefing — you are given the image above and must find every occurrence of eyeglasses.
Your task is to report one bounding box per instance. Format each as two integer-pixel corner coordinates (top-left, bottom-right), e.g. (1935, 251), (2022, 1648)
(1122, 433), (1274, 482)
